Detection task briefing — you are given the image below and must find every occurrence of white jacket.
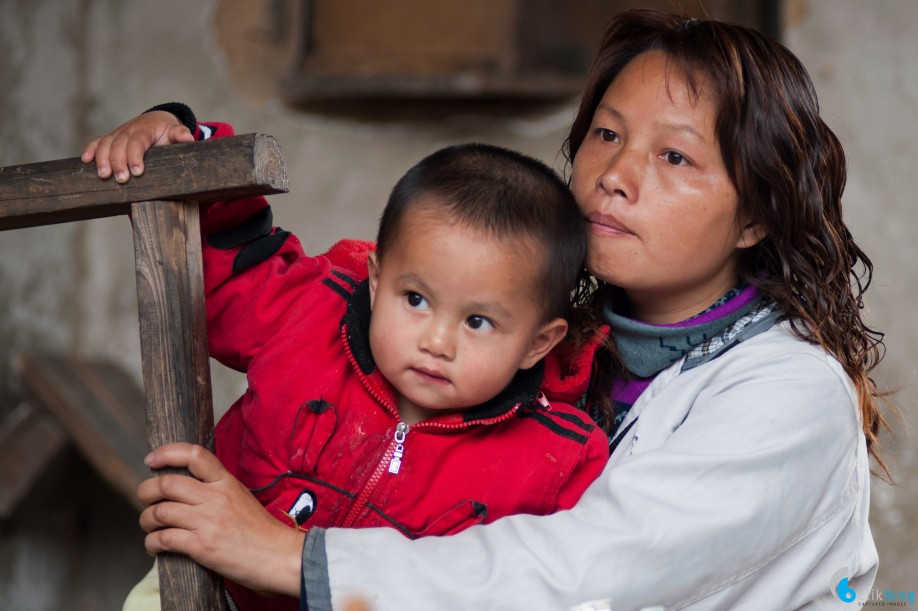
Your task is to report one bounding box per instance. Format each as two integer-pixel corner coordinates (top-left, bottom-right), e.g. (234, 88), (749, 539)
(318, 322), (878, 610)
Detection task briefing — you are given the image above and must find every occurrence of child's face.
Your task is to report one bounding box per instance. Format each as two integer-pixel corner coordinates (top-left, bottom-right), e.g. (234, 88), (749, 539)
(368, 207), (567, 425)
(571, 50), (764, 324)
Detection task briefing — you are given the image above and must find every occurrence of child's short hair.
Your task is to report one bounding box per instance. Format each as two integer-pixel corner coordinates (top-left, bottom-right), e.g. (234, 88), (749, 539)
(376, 143), (585, 320)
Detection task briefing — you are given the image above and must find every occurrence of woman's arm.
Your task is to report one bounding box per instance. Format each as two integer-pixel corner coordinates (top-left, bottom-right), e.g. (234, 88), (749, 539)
(304, 331), (876, 610)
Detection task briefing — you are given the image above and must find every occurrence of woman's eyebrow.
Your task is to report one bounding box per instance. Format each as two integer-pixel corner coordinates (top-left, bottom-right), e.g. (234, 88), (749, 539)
(596, 102), (707, 143)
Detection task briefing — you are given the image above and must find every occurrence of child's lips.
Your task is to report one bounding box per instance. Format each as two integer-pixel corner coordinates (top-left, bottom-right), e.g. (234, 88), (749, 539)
(412, 366), (451, 385)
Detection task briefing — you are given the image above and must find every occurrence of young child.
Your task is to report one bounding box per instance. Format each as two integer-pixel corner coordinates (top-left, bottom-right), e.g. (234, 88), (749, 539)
(89, 109), (609, 611)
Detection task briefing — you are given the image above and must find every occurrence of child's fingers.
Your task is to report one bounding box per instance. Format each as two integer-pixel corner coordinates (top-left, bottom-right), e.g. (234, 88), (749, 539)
(90, 135), (115, 179)
(81, 137), (101, 164)
(165, 124), (195, 144)
(126, 135), (152, 178)
(106, 131), (136, 183)
(124, 124), (193, 177)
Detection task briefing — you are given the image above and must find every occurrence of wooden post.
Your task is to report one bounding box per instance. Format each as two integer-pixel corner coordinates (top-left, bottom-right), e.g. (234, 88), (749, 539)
(132, 198), (225, 610)
(0, 134), (288, 610)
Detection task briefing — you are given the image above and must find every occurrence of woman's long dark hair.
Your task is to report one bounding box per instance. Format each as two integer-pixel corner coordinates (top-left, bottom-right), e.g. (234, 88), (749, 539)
(564, 9), (892, 476)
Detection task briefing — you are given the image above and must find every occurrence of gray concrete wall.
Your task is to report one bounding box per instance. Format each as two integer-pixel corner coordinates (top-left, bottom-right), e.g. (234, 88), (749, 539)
(785, 0), (918, 592)
(0, 0), (914, 607)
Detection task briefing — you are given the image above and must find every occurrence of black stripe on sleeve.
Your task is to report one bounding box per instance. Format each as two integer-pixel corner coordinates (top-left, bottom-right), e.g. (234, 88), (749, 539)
(231, 230), (290, 276)
(322, 277), (353, 301)
(519, 410), (589, 444)
(208, 207), (274, 249)
(545, 409), (596, 433)
(331, 270), (359, 288)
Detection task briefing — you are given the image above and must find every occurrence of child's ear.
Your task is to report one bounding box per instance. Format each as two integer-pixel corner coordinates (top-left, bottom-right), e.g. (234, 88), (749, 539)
(520, 318), (569, 370)
(367, 252), (380, 308)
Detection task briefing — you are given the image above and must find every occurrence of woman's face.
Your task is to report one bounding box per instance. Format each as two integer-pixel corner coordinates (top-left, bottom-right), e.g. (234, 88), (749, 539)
(571, 51), (762, 324)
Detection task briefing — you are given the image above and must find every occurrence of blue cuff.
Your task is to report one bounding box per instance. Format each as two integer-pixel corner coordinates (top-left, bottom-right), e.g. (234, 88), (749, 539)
(301, 528), (332, 611)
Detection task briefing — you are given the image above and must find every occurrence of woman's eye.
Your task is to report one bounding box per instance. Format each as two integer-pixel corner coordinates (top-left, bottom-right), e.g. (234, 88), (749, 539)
(467, 316), (495, 332)
(406, 292), (429, 310)
(663, 151), (689, 166)
(598, 128), (619, 143)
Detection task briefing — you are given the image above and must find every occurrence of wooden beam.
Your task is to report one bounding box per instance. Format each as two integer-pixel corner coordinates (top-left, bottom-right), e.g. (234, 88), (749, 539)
(15, 353), (150, 512)
(0, 402), (67, 519)
(131, 199), (226, 611)
(0, 133), (288, 231)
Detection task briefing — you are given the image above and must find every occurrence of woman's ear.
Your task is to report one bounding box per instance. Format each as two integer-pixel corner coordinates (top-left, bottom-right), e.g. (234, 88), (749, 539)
(737, 220), (767, 249)
(520, 318), (569, 370)
(367, 252), (380, 308)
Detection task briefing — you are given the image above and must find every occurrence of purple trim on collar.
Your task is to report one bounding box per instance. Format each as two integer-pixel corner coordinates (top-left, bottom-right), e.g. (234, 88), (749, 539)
(612, 377), (653, 405)
(663, 285), (760, 329)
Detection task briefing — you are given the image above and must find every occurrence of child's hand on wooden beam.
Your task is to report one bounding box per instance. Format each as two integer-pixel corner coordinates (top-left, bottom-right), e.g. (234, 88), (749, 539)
(81, 111), (194, 183)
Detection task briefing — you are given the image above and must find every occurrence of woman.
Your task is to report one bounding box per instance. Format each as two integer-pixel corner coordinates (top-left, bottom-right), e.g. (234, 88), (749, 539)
(87, 9), (889, 610)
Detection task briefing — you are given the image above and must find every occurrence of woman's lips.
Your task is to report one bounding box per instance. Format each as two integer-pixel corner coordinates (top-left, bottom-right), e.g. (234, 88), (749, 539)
(586, 212), (634, 237)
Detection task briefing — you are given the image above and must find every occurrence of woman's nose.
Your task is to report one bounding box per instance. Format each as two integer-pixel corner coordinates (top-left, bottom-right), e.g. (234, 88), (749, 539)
(597, 147), (639, 202)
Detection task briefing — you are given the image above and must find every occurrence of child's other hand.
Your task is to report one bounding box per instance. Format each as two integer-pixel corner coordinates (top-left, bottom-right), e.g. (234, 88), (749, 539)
(81, 110), (194, 184)
(138, 442), (305, 597)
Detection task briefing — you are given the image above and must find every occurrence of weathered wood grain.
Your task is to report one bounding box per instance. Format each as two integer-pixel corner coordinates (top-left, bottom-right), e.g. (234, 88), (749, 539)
(131, 200), (226, 611)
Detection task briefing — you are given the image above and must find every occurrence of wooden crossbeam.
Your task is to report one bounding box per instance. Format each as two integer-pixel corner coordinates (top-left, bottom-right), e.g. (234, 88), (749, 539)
(15, 353), (149, 512)
(0, 402), (67, 518)
(0, 134), (288, 610)
(0, 133), (287, 230)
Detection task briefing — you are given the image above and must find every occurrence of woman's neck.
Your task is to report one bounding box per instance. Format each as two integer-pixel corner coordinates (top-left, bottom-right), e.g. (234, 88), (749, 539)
(625, 282), (742, 324)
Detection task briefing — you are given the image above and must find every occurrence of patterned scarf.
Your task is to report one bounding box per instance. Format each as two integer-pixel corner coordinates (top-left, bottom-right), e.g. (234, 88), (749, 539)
(600, 284), (781, 432)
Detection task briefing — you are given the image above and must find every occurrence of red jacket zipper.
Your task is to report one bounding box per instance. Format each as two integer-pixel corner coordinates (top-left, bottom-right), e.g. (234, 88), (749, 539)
(341, 421), (408, 528)
(338, 324), (523, 528)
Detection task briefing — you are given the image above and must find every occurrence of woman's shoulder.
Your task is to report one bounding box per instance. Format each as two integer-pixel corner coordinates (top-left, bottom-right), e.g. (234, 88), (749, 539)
(670, 320), (860, 434)
(711, 319), (852, 385)
(632, 321), (859, 448)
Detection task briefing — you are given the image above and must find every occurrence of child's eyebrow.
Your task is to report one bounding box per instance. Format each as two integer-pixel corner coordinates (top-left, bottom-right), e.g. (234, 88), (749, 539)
(395, 272), (430, 293)
(464, 299), (514, 321)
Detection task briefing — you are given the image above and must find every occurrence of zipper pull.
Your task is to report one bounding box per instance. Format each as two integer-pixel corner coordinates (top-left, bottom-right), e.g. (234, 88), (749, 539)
(387, 421), (409, 475)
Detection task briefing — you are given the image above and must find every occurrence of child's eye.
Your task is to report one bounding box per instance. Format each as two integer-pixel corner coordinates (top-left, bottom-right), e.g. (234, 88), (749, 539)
(405, 292), (429, 310)
(466, 315), (494, 332)
(598, 128), (619, 143)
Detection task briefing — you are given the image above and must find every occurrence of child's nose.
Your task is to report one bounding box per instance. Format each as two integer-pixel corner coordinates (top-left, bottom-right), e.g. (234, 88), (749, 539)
(418, 320), (455, 359)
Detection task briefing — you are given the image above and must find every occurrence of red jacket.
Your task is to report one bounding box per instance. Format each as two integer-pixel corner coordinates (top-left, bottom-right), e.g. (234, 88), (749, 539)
(198, 123), (609, 609)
